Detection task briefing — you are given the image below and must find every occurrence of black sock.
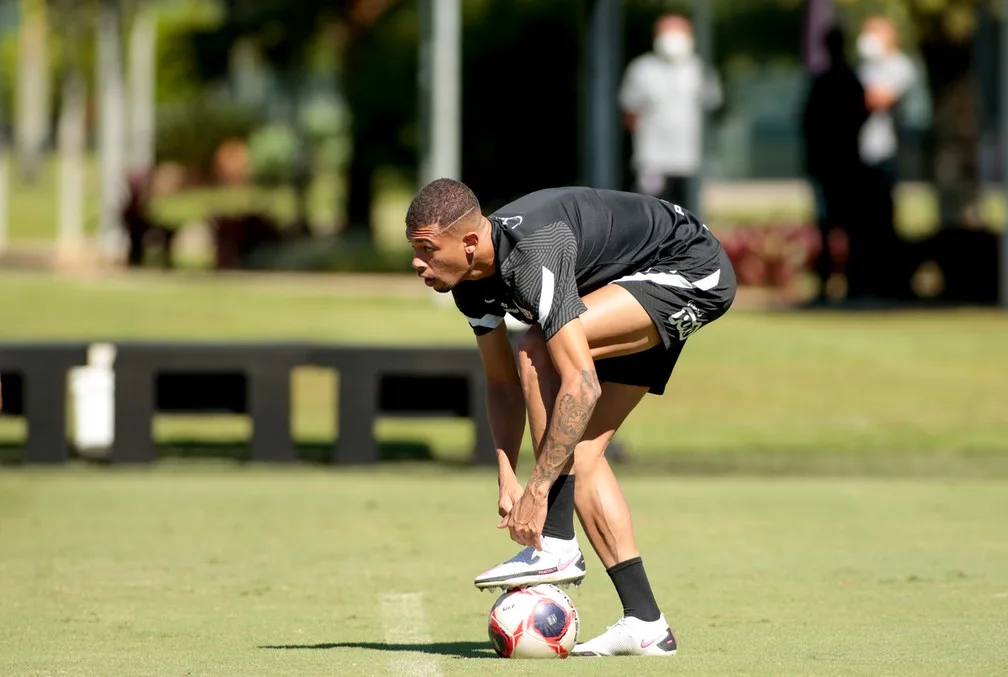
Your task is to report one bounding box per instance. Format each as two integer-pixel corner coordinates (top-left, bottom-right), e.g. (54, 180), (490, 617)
(540, 474), (575, 540)
(606, 557), (661, 622)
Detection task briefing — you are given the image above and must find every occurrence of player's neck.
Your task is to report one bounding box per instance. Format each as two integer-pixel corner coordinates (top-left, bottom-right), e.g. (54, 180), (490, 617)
(464, 219), (497, 281)
(467, 241), (497, 281)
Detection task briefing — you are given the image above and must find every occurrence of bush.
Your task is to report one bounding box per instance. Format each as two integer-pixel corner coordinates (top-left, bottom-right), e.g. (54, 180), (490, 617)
(720, 223), (822, 289)
(246, 123), (299, 186)
(244, 233), (413, 273)
(155, 98), (263, 183)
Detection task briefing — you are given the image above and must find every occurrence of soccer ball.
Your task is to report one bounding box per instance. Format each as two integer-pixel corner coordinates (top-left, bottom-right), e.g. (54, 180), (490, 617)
(487, 584), (579, 659)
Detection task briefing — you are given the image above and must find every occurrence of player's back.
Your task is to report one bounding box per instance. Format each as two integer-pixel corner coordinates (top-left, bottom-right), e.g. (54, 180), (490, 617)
(490, 187), (719, 295)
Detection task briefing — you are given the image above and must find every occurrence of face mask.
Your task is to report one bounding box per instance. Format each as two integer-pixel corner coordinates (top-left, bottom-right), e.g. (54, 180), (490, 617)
(654, 32), (694, 60)
(857, 33), (885, 61)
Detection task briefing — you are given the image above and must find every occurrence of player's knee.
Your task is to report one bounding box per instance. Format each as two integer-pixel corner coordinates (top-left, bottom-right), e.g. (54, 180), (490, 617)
(573, 435), (614, 472)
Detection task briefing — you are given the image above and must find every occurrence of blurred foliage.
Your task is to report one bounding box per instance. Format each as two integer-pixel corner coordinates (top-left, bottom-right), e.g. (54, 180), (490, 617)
(835, 0), (1005, 44)
(344, 0), (812, 211)
(246, 122), (297, 185)
(154, 96), (262, 180)
(152, 0), (226, 103)
(243, 233), (413, 272)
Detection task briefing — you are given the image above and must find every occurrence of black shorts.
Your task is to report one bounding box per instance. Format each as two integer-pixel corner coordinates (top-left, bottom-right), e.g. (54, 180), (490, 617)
(594, 247), (737, 395)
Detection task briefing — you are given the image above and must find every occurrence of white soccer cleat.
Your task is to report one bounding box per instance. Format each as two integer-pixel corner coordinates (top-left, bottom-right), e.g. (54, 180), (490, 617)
(473, 540), (587, 592)
(570, 614), (678, 657)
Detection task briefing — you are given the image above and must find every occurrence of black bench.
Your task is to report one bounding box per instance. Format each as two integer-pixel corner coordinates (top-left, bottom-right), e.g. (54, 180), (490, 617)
(0, 342), (89, 463)
(310, 345), (495, 465)
(111, 341), (311, 463)
(0, 342), (495, 465)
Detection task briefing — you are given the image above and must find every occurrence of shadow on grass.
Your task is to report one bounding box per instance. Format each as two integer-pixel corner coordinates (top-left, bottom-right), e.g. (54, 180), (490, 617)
(0, 439), (479, 467)
(3, 440), (1007, 478)
(258, 640), (495, 659)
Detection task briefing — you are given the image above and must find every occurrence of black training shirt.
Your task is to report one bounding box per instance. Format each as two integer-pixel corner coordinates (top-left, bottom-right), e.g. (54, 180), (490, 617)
(451, 186), (721, 341)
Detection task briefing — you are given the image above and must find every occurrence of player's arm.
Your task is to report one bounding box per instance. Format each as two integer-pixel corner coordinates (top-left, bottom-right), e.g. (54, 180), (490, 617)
(526, 320), (601, 499)
(506, 225), (600, 506)
(475, 325), (526, 479)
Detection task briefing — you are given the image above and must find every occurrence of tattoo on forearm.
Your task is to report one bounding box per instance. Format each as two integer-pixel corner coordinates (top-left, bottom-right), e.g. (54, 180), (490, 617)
(529, 369), (600, 495)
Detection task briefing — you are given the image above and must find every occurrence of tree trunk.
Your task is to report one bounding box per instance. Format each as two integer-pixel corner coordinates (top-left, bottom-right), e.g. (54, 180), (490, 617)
(919, 34), (981, 228)
(128, 5), (157, 175)
(96, 0), (128, 261)
(0, 114), (8, 253)
(343, 113), (374, 242)
(15, 1), (50, 183)
(57, 72), (87, 257)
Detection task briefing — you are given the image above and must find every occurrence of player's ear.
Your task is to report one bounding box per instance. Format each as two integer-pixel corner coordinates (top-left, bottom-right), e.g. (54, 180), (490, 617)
(462, 231), (479, 254)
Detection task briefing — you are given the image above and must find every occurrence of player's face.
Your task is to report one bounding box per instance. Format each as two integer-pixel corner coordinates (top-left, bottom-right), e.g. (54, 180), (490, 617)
(407, 225), (474, 293)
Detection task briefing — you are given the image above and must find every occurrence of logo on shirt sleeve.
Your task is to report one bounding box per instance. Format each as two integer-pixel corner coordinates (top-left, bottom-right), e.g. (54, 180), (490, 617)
(498, 215), (523, 229)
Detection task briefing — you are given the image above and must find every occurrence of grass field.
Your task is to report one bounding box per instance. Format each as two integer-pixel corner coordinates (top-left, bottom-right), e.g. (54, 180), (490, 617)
(1, 270), (1007, 473)
(1, 467), (1006, 676)
(1, 266), (1007, 674)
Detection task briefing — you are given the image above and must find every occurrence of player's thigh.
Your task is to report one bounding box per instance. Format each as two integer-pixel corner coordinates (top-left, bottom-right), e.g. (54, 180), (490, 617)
(611, 249), (738, 350)
(579, 284), (663, 360)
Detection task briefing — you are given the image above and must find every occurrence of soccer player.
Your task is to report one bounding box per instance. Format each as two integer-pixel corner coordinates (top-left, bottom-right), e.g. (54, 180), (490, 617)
(405, 179), (736, 657)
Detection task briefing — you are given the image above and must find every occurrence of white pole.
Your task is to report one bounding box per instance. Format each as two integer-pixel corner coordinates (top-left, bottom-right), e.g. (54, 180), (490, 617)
(57, 73), (87, 256)
(15, 5), (49, 182)
(128, 6), (156, 174)
(0, 135), (8, 254)
(96, 0), (128, 262)
(426, 0), (461, 183)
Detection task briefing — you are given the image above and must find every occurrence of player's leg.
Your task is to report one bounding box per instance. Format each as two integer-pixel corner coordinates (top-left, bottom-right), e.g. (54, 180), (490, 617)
(473, 284), (662, 593)
(510, 324), (679, 657)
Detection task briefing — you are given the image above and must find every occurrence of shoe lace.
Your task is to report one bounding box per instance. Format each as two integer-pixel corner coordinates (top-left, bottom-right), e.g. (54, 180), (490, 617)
(605, 617), (632, 634)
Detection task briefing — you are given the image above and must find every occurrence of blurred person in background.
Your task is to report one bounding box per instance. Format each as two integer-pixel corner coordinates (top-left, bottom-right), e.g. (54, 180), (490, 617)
(801, 25), (869, 304)
(857, 16), (919, 187)
(619, 14), (722, 208)
(851, 15), (923, 300)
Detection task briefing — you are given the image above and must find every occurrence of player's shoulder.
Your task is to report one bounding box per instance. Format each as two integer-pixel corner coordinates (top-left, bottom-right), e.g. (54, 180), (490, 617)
(489, 187), (584, 233)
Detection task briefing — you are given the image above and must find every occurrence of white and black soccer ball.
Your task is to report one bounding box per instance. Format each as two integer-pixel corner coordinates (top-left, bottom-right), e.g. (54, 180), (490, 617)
(487, 584), (579, 659)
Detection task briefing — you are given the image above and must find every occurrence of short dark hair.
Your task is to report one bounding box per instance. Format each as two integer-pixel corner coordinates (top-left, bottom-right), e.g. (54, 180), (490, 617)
(405, 178), (480, 233)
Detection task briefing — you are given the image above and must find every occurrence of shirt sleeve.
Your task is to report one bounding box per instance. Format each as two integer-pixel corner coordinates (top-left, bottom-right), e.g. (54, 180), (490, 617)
(501, 222), (586, 342)
(451, 286), (504, 337)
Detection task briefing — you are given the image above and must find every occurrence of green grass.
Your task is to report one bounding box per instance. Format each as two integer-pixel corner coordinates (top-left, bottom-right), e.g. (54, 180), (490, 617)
(1, 271), (1007, 472)
(0, 467), (1005, 676)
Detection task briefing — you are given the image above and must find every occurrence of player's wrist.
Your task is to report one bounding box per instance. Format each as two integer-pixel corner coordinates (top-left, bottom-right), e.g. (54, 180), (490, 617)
(496, 456), (518, 485)
(527, 469), (553, 499)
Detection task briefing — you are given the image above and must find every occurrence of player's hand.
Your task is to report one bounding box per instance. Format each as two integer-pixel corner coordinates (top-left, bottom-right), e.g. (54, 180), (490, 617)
(496, 474), (523, 523)
(503, 487), (547, 550)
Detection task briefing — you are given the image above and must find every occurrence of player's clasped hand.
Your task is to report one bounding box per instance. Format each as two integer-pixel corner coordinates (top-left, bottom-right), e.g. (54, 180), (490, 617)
(499, 488), (547, 550)
(497, 475), (523, 521)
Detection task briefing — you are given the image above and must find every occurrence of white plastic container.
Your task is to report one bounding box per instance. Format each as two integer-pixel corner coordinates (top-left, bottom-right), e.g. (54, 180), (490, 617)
(70, 343), (117, 457)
